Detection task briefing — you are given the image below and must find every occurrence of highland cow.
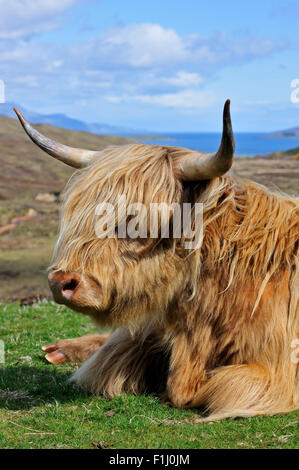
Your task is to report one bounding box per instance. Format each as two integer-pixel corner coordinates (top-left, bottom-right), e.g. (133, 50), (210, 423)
(15, 101), (299, 421)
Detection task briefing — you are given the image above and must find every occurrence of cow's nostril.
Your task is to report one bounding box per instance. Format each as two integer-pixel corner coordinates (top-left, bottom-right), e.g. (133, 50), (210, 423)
(48, 271), (82, 304)
(62, 278), (79, 293)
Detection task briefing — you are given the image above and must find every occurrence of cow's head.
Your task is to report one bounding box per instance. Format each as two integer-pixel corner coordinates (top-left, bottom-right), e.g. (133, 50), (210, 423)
(14, 101), (235, 326)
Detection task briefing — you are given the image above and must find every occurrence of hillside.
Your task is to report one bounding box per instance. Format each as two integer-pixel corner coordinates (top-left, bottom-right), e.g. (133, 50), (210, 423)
(277, 147), (299, 158)
(268, 126), (299, 138)
(0, 115), (298, 301)
(0, 115), (131, 201)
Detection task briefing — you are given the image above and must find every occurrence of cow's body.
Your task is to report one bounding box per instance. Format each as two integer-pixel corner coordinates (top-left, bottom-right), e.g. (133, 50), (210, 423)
(15, 103), (299, 420)
(69, 168), (299, 420)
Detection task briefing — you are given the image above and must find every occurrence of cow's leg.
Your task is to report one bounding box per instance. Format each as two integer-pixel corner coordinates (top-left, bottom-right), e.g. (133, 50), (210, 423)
(179, 363), (297, 420)
(42, 333), (110, 364)
(71, 326), (169, 397)
(166, 330), (297, 417)
(166, 328), (211, 408)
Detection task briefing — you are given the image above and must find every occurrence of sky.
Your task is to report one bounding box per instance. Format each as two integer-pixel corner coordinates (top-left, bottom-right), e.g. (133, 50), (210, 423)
(1, 0), (299, 132)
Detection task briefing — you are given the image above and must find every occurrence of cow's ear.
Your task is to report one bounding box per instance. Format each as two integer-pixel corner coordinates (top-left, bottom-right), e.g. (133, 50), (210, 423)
(175, 100), (235, 181)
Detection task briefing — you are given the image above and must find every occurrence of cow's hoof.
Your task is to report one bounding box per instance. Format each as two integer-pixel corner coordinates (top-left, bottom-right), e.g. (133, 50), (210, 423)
(42, 343), (57, 353)
(42, 344), (69, 364)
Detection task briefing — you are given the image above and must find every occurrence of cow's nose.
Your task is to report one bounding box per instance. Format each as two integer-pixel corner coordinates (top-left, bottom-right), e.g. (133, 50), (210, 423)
(48, 271), (81, 303)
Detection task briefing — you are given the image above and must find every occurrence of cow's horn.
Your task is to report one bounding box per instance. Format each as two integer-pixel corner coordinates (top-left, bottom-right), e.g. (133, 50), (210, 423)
(14, 108), (101, 168)
(178, 100), (235, 181)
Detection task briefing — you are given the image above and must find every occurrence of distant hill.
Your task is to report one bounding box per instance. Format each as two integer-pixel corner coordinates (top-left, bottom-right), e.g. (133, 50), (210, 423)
(268, 126), (299, 138)
(0, 114), (130, 202)
(0, 102), (138, 136)
(266, 146), (299, 159)
(280, 146), (299, 156)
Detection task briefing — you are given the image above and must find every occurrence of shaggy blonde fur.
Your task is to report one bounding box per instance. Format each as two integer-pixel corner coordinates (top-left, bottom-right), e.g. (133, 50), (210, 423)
(50, 143), (299, 420)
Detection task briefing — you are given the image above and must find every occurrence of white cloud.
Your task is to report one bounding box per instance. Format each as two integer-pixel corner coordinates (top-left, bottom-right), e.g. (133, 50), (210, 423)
(97, 23), (187, 68)
(80, 23), (285, 71)
(0, 0), (83, 39)
(105, 89), (217, 109)
(105, 95), (122, 103)
(158, 71), (204, 88)
(13, 75), (39, 87)
(0, 20), (286, 115)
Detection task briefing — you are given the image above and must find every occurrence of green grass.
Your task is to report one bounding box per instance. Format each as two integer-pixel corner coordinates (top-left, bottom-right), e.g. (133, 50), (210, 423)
(0, 302), (298, 449)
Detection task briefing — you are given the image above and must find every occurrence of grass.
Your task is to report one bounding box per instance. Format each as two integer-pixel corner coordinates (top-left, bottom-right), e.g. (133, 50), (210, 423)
(0, 302), (298, 449)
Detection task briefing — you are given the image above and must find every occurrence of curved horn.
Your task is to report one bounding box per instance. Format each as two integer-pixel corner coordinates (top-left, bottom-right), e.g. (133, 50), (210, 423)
(178, 100), (235, 181)
(14, 108), (101, 168)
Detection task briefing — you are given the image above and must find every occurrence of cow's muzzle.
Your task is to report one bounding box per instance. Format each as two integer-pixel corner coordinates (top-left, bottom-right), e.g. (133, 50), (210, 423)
(48, 271), (81, 305)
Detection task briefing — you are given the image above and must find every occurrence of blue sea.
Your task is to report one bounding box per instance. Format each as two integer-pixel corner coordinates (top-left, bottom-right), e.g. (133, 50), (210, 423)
(138, 133), (299, 156)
